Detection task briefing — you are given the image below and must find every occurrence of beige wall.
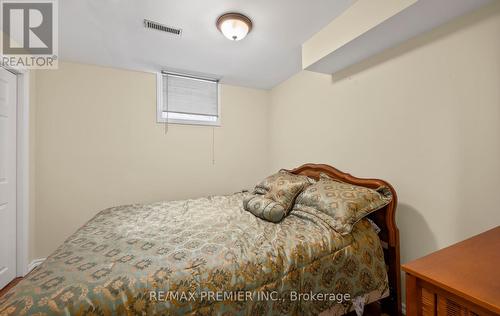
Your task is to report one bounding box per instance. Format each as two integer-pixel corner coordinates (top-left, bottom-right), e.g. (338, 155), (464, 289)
(31, 62), (269, 259)
(30, 4), (500, 293)
(302, 0), (416, 68)
(270, 2), (500, 269)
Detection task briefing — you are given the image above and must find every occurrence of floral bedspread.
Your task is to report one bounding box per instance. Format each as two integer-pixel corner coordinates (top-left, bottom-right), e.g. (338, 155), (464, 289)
(0, 193), (388, 316)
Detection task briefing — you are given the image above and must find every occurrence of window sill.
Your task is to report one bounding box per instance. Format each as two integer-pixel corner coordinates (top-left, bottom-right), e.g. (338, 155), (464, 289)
(157, 118), (221, 127)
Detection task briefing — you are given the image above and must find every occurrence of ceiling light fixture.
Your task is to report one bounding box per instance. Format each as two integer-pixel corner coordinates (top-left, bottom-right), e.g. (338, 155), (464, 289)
(216, 13), (252, 41)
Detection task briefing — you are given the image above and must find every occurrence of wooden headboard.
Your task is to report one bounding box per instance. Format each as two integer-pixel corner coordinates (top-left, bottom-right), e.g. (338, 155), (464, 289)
(288, 163), (401, 316)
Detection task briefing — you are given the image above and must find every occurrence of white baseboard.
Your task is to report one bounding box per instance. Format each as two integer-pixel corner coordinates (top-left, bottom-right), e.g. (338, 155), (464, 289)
(26, 258), (46, 274)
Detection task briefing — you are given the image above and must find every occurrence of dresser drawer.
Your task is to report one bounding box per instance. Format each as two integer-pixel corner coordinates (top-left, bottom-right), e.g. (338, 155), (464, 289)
(437, 296), (479, 316)
(406, 276), (498, 316)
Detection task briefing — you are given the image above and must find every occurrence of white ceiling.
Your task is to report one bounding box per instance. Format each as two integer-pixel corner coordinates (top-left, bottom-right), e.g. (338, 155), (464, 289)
(60, 0), (355, 89)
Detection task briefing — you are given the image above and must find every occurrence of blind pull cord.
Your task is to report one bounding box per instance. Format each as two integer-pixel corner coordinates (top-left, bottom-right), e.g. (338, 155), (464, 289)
(164, 75), (169, 135)
(212, 127), (215, 165)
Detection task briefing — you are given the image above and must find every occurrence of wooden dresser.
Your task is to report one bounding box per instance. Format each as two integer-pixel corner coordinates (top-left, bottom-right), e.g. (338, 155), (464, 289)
(402, 226), (500, 316)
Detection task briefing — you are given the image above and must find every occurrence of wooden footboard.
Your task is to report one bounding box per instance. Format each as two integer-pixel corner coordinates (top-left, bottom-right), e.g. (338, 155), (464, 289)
(288, 163), (401, 316)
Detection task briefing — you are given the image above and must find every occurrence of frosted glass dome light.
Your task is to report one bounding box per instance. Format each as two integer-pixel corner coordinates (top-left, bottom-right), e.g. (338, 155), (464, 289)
(216, 13), (252, 41)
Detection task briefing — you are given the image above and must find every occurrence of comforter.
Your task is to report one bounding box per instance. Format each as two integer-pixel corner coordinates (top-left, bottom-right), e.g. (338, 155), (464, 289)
(0, 193), (388, 316)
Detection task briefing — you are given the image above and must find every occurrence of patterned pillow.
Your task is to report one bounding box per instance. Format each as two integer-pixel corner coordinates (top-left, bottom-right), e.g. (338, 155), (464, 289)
(293, 177), (392, 235)
(243, 170), (311, 222)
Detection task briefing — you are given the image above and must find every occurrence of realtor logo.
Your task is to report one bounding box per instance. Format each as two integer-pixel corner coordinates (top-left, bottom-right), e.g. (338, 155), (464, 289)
(0, 0), (58, 69)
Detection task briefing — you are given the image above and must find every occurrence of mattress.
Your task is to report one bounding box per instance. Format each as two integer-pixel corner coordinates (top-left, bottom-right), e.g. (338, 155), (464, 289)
(0, 192), (388, 315)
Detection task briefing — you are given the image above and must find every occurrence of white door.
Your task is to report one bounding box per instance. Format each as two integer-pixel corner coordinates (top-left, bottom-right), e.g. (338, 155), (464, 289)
(0, 68), (17, 289)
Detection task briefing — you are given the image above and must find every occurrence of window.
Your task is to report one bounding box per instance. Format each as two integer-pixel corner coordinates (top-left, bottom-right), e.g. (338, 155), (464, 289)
(157, 72), (220, 126)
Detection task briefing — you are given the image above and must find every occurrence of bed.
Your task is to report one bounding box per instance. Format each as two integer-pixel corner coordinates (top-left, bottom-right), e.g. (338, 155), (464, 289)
(0, 164), (401, 316)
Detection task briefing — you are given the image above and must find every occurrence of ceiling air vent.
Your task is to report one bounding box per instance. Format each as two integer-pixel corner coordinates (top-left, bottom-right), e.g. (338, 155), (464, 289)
(144, 19), (182, 36)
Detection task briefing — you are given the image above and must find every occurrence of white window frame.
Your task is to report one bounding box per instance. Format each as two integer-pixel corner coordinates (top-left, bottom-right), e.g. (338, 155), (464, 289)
(156, 72), (221, 126)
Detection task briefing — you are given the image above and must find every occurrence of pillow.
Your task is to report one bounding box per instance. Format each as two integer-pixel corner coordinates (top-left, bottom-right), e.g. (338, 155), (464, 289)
(243, 170), (311, 222)
(243, 195), (286, 223)
(293, 177), (392, 235)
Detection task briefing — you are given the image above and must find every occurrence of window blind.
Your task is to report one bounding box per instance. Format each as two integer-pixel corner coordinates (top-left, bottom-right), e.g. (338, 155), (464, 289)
(162, 73), (218, 118)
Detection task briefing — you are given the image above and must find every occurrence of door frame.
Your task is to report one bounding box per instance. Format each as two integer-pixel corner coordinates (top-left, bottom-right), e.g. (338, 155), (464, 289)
(3, 65), (31, 277)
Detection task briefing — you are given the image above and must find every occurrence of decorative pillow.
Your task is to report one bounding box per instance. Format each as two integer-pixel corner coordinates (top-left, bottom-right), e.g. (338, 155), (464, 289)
(293, 177), (392, 235)
(243, 170), (311, 222)
(243, 195), (286, 223)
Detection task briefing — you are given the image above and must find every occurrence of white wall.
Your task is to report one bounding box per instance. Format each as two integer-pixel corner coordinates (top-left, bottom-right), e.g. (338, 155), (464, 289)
(269, 3), (500, 268)
(32, 62), (270, 258)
